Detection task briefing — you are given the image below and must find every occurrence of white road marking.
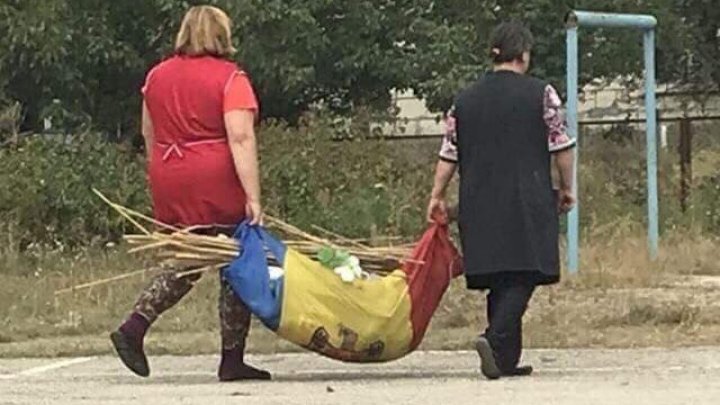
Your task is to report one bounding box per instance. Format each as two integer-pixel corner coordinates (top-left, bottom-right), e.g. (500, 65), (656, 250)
(0, 357), (95, 380)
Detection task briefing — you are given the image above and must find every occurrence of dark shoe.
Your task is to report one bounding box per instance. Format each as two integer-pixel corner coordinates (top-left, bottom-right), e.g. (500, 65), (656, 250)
(503, 365), (534, 377)
(110, 330), (150, 377)
(219, 363), (272, 382)
(475, 337), (502, 380)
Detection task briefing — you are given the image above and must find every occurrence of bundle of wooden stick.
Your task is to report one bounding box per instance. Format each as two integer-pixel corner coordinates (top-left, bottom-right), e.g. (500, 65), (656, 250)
(56, 191), (415, 294)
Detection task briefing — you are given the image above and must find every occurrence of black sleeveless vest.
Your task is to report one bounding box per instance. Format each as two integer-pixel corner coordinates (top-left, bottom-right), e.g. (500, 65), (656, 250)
(454, 71), (559, 288)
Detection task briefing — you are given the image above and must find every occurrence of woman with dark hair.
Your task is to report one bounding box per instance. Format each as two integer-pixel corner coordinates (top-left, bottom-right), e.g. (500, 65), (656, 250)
(427, 21), (576, 379)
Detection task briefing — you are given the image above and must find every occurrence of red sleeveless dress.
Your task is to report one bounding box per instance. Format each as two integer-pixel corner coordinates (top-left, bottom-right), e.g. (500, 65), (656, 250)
(142, 55), (258, 228)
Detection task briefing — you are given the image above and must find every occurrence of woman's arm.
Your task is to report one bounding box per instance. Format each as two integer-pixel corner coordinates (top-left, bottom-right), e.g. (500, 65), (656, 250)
(225, 109), (263, 225)
(554, 148), (575, 213)
(428, 160), (457, 222)
(544, 84), (576, 213)
(427, 107), (459, 223)
(141, 101), (154, 162)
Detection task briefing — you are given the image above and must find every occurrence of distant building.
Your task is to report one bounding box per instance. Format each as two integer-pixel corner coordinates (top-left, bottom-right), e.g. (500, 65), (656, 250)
(374, 81), (720, 138)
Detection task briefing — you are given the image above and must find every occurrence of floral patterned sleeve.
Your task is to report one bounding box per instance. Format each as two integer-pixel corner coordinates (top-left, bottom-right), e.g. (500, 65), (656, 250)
(438, 107), (459, 163)
(545, 85), (576, 152)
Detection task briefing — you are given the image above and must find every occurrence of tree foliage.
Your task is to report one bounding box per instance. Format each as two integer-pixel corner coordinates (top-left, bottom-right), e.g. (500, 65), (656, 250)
(674, 0), (720, 87)
(0, 0), (716, 131)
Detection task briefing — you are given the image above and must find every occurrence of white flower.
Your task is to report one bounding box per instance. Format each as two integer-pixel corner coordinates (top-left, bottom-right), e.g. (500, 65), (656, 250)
(331, 255), (366, 283)
(334, 265), (357, 283)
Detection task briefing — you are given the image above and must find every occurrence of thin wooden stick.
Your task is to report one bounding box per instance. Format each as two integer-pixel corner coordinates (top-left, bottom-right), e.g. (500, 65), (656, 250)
(343, 236), (406, 244)
(94, 189), (185, 234)
(128, 240), (173, 254)
(93, 189), (151, 235)
(54, 267), (162, 295)
(265, 215), (341, 248)
(96, 193), (417, 278)
(310, 224), (373, 251)
(172, 252), (217, 261)
(175, 264), (225, 278)
(165, 240), (237, 257)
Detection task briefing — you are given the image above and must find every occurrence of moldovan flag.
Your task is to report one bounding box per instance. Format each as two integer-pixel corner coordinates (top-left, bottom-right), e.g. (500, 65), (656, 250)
(224, 222), (463, 363)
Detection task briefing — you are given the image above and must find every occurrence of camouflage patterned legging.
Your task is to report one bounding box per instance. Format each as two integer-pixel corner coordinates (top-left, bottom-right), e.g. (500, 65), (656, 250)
(132, 269), (250, 351)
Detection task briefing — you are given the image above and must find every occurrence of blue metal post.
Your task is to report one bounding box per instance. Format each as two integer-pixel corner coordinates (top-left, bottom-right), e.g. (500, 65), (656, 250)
(566, 26), (580, 274)
(644, 29), (659, 259)
(564, 10), (659, 273)
(570, 11), (657, 29)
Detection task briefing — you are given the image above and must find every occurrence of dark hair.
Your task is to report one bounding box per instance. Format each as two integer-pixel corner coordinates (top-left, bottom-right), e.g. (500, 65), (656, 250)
(489, 21), (534, 64)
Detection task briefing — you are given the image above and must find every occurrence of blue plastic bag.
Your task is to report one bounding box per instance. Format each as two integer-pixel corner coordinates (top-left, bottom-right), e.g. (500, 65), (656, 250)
(223, 222), (286, 330)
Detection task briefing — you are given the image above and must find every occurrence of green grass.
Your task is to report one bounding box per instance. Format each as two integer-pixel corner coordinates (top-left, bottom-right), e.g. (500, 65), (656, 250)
(1, 224), (719, 358)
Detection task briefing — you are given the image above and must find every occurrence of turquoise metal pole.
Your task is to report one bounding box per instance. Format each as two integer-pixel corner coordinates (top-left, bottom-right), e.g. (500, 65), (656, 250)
(564, 10), (660, 272)
(569, 11), (657, 29)
(566, 26), (580, 274)
(644, 29), (659, 259)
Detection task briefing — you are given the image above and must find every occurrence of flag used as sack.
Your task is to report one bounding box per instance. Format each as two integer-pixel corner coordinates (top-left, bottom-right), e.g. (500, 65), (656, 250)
(224, 222), (462, 363)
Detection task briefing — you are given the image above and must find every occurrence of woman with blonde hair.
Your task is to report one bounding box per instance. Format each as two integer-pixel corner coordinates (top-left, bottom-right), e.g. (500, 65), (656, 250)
(110, 5), (270, 381)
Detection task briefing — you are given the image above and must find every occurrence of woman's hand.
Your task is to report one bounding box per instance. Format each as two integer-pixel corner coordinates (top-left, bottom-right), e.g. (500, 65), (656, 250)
(557, 188), (576, 214)
(427, 197), (448, 224)
(245, 200), (264, 226)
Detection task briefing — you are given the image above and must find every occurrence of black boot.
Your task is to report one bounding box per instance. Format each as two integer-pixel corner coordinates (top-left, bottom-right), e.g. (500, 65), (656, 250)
(503, 365), (533, 377)
(475, 337), (502, 380)
(218, 346), (271, 382)
(110, 330), (150, 377)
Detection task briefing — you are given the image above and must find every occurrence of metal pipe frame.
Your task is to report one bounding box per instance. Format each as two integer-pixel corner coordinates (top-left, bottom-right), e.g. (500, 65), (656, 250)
(565, 10), (659, 274)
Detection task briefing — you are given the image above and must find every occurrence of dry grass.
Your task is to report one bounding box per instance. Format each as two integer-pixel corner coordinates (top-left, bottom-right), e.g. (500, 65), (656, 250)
(1, 224), (720, 358)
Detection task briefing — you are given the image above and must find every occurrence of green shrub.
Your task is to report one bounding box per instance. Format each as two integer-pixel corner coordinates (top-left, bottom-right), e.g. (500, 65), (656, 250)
(0, 134), (148, 248)
(260, 119), (432, 238)
(0, 119), (435, 249)
(0, 119), (718, 251)
(693, 174), (720, 233)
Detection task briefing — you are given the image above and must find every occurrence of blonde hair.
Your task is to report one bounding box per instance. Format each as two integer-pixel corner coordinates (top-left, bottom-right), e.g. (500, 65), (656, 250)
(174, 5), (236, 57)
